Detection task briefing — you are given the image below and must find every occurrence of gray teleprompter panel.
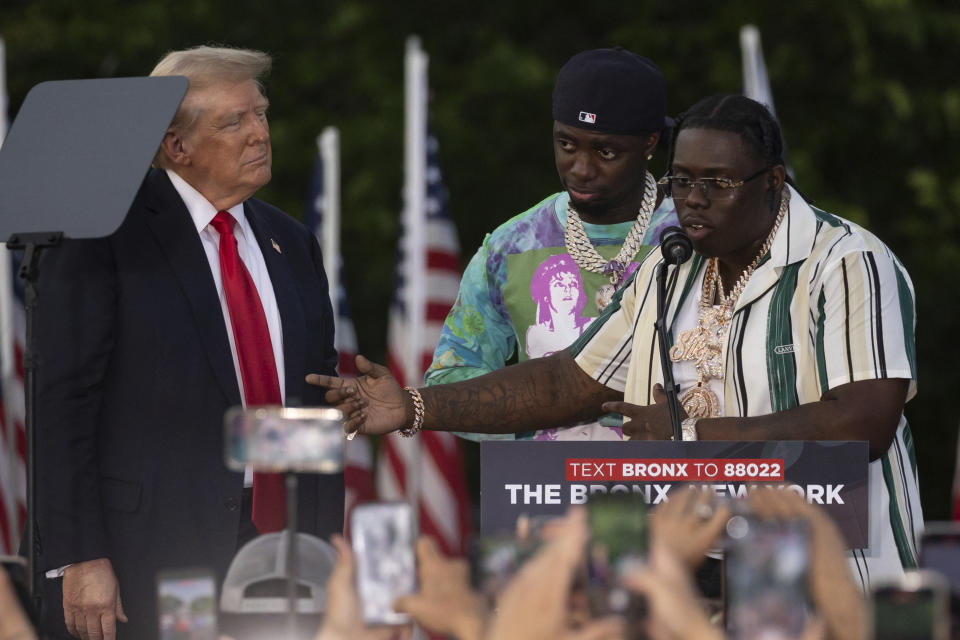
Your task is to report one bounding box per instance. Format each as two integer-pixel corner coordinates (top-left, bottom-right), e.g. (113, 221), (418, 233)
(0, 76), (188, 239)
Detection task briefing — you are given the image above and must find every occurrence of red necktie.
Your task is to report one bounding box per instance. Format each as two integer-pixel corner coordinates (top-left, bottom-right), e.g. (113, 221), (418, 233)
(211, 211), (286, 533)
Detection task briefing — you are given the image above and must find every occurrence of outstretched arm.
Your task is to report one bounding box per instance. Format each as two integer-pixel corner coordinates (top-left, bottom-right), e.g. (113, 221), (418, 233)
(306, 349), (621, 437)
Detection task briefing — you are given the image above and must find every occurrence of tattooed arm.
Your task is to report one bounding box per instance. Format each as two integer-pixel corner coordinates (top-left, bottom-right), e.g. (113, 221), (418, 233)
(306, 350), (621, 436)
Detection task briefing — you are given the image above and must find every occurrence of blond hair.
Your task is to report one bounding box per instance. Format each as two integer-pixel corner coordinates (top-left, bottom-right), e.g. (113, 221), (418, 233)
(151, 46), (271, 167)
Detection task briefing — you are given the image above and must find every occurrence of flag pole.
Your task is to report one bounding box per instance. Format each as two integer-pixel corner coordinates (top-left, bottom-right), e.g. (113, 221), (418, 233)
(318, 127), (341, 335)
(0, 36), (17, 554)
(0, 38), (12, 384)
(402, 34), (428, 529)
(740, 25), (778, 118)
(403, 36), (428, 388)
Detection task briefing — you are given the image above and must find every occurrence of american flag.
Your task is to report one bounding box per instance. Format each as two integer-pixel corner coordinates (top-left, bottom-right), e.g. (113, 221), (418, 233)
(0, 252), (25, 556)
(378, 124), (472, 557)
(0, 36), (26, 556)
(304, 128), (375, 531)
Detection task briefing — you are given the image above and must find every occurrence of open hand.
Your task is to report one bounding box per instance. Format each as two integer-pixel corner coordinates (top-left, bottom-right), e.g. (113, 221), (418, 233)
(602, 383), (677, 440)
(62, 558), (127, 640)
(650, 486), (730, 571)
(306, 355), (410, 437)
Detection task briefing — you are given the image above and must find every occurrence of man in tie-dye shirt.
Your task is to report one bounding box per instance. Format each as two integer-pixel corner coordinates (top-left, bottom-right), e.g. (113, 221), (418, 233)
(425, 47), (676, 441)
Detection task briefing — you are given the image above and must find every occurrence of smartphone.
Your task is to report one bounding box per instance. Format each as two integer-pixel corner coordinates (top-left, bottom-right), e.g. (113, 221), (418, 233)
(156, 567), (218, 640)
(921, 522), (960, 591)
(586, 493), (649, 634)
(871, 570), (950, 640)
(350, 502), (416, 626)
(920, 522), (960, 638)
(724, 514), (811, 640)
(224, 406), (344, 473)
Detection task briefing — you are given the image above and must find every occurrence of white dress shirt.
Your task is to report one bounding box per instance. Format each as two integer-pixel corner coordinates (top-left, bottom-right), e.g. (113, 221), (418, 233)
(166, 169), (286, 403)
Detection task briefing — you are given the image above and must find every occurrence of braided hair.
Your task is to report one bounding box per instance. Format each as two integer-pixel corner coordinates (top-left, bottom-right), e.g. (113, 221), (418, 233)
(666, 95), (801, 212)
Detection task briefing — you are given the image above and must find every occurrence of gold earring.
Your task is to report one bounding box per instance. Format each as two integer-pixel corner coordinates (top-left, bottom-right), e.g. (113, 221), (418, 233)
(647, 154), (653, 160)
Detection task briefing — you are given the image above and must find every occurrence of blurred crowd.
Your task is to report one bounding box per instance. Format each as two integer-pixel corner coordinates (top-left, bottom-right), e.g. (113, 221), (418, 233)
(6, 487), (953, 640)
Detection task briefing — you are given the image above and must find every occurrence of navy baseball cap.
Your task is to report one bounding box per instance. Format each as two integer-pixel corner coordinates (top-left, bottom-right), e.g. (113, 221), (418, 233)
(552, 47), (667, 135)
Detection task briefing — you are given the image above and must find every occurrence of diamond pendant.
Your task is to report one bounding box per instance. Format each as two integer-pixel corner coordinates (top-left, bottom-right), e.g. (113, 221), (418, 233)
(679, 384), (721, 419)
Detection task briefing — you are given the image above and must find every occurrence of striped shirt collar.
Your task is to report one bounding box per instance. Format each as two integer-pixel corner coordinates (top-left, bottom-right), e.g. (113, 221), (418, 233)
(766, 184), (817, 271)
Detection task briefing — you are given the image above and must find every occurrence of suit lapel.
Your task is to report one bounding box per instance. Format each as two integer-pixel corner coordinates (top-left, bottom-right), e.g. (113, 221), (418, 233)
(244, 201), (307, 405)
(141, 170), (242, 406)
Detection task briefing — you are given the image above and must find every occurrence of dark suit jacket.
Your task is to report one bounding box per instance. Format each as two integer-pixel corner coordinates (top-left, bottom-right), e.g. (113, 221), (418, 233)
(33, 169), (344, 639)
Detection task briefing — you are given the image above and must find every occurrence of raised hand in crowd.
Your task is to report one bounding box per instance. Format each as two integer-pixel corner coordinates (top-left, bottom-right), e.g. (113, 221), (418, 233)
(648, 486), (730, 571)
(313, 535), (400, 640)
(484, 507), (624, 640)
(622, 541), (722, 640)
(0, 567), (36, 640)
(747, 489), (868, 640)
(394, 537), (488, 640)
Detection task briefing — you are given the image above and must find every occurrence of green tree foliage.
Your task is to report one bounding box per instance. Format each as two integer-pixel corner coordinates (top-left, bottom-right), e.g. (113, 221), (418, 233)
(158, 593), (183, 615)
(190, 595), (214, 615)
(1, 0), (957, 516)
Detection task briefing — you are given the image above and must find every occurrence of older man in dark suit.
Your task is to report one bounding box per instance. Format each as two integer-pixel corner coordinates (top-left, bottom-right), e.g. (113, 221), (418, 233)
(33, 46), (342, 639)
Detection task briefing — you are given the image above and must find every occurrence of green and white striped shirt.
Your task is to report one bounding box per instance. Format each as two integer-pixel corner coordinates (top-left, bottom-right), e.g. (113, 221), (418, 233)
(572, 186), (922, 588)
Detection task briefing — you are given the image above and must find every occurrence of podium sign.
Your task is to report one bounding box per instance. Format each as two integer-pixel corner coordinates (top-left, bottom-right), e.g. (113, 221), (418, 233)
(480, 441), (869, 549)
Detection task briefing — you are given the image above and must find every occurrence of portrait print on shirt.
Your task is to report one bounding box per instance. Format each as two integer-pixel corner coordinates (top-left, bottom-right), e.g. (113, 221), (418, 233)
(502, 248), (640, 441)
(525, 254), (595, 358)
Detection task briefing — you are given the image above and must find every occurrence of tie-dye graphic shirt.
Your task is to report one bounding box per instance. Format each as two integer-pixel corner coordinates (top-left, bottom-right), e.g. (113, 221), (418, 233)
(424, 191), (677, 441)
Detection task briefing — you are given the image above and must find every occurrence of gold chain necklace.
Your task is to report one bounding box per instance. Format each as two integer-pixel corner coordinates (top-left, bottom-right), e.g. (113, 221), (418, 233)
(564, 170), (657, 311)
(669, 191), (790, 418)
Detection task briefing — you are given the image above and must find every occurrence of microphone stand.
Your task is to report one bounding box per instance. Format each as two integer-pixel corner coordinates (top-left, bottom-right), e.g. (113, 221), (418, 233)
(655, 260), (684, 442)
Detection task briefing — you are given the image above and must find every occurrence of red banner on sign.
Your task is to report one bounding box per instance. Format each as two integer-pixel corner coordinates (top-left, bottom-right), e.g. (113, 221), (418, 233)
(564, 458), (786, 482)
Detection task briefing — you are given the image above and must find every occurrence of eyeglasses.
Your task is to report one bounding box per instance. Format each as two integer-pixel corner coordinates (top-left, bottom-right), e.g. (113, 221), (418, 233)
(658, 168), (768, 201)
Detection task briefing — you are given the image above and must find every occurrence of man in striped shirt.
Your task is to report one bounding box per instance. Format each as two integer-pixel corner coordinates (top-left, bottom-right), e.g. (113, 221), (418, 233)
(310, 95), (922, 587)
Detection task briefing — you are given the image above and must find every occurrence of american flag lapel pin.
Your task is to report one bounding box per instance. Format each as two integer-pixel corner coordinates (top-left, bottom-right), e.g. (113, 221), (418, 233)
(271, 238), (281, 254)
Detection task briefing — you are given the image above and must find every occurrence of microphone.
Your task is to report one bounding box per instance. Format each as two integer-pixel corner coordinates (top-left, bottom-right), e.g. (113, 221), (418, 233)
(655, 226), (692, 442)
(659, 226), (693, 265)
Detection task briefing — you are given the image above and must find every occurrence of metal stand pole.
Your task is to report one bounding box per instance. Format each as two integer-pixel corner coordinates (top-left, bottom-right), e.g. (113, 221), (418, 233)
(7, 231), (63, 605)
(655, 261), (684, 442)
(285, 472), (299, 639)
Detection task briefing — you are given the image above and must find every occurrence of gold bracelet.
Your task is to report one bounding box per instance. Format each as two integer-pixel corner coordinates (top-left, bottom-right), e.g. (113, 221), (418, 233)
(399, 386), (424, 437)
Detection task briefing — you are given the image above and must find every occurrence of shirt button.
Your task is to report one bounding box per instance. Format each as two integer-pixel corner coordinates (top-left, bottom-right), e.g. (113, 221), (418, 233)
(224, 497), (241, 511)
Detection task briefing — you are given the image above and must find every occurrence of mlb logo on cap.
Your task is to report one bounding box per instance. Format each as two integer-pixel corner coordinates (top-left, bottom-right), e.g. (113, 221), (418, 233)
(578, 111), (597, 124)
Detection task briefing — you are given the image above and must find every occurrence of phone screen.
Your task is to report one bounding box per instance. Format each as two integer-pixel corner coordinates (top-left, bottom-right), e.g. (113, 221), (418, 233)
(872, 586), (945, 640)
(350, 502), (416, 626)
(725, 515), (810, 640)
(156, 569), (218, 640)
(586, 493), (648, 631)
(920, 527), (960, 593)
